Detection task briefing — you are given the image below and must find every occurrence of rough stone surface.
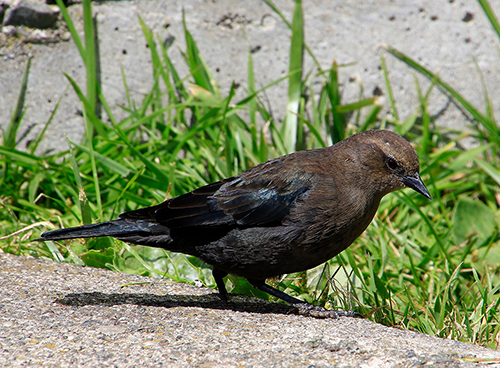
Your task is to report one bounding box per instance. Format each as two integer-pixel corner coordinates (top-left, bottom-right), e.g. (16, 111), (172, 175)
(1, 0), (499, 154)
(0, 252), (498, 367)
(3, 0), (58, 29)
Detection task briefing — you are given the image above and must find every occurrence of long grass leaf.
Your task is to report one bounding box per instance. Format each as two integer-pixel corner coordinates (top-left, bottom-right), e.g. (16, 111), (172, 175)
(262, 0), (321, 69)
(284, 0), (303, 153)
(474, 158), (500, 186)
(182, 11), (219, 95)
(65, 138), (92, 225)
(98, 89), (170, 183)
(5, 57), (31, 149)
(327, 61), (345, 143)
(337, 98), (376, 113)
(477, 0), (500, 41)
(0, 146), (39, 166)
(28, 86), (68, 155)
(70, 141), (130, 176)
(64, 74), (108, 136)
(83, 0), (97, 125)
(54, 0), (85, 59)
(380, 54), (398, 121)
(386, 46), (500, 144)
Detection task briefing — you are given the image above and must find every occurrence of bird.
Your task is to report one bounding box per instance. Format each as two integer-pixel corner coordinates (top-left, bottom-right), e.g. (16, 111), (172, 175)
(38, 129), (431, 318)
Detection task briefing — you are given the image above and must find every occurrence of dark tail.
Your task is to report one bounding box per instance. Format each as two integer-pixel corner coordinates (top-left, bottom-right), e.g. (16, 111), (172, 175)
(37, 219), (172, 248)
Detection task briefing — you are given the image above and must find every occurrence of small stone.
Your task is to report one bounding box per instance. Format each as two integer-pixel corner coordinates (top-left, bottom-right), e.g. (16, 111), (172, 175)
(373, 86), (384, 96)
(60, 31), (70, 41)
(1, 24), (16, 35)
(3, 0), (58, 29)
(462, 12), (474, 23)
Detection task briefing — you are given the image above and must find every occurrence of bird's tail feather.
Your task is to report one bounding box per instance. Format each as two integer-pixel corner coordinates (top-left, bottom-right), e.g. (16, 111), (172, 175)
(38, 219), (161, 242)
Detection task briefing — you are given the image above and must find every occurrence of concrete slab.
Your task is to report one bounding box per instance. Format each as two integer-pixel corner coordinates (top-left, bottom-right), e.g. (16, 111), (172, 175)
(1, 0), (498, 153)
(1, 252), (498, 367)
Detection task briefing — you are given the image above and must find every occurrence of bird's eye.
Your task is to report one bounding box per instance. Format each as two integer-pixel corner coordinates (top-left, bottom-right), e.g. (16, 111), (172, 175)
(386, 157), (399, 170)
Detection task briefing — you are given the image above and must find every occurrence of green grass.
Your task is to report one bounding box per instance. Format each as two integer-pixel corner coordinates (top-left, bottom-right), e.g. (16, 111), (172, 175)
(1, 0), (500, 349)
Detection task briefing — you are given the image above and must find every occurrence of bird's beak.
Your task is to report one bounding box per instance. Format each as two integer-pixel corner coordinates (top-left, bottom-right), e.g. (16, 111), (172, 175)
(403, 175), (432, 200)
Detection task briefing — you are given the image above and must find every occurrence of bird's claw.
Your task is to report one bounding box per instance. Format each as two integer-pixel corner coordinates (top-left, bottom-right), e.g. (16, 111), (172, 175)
(292, 303), (361, 319)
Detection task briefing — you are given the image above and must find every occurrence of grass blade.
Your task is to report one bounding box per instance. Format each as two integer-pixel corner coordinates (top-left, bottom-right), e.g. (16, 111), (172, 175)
(380, 54), (398, 121)
(65, 138), (92, 225)
(54, 0), (85, 58)
(477, 0), (500, 41)
(386, 46), (500, 145)
(283, 0), (304, 153)
(5, 57), (31, 149)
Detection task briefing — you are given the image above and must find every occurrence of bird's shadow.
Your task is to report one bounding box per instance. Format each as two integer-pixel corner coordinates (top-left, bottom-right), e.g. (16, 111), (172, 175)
(56, 291), (299, 316)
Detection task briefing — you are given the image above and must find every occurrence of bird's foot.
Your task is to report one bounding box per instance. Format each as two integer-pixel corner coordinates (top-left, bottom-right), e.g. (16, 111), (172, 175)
(292, 302), (361, 319)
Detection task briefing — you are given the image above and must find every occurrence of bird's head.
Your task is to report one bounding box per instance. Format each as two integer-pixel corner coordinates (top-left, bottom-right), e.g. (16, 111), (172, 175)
(347, 130), (432, 200)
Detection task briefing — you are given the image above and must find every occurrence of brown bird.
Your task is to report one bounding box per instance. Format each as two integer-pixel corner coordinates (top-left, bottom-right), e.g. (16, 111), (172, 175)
(39, 130), (431, 317)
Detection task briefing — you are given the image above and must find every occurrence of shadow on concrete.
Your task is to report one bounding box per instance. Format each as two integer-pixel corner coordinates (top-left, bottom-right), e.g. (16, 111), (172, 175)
(56, 291), (300, 316)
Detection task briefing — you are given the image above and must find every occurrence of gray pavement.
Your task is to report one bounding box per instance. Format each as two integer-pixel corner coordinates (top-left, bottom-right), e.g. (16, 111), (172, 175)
(1, 0), (499, 154)
(0, 252), (499, 367)
(2, 2), (500, 365)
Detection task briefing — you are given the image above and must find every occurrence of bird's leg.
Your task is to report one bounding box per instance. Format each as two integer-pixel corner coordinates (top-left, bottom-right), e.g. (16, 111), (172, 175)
(249, 279), (360, 319)
(212, 269), (229, 302)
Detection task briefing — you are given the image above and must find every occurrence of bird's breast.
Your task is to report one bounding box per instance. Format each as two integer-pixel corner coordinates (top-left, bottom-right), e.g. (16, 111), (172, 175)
(285, 185), (381, 261)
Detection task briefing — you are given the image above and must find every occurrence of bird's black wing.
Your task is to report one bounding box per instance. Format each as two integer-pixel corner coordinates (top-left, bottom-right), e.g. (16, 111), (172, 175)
(120, 172), (310, 229)
(210, 176), (309, 227)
